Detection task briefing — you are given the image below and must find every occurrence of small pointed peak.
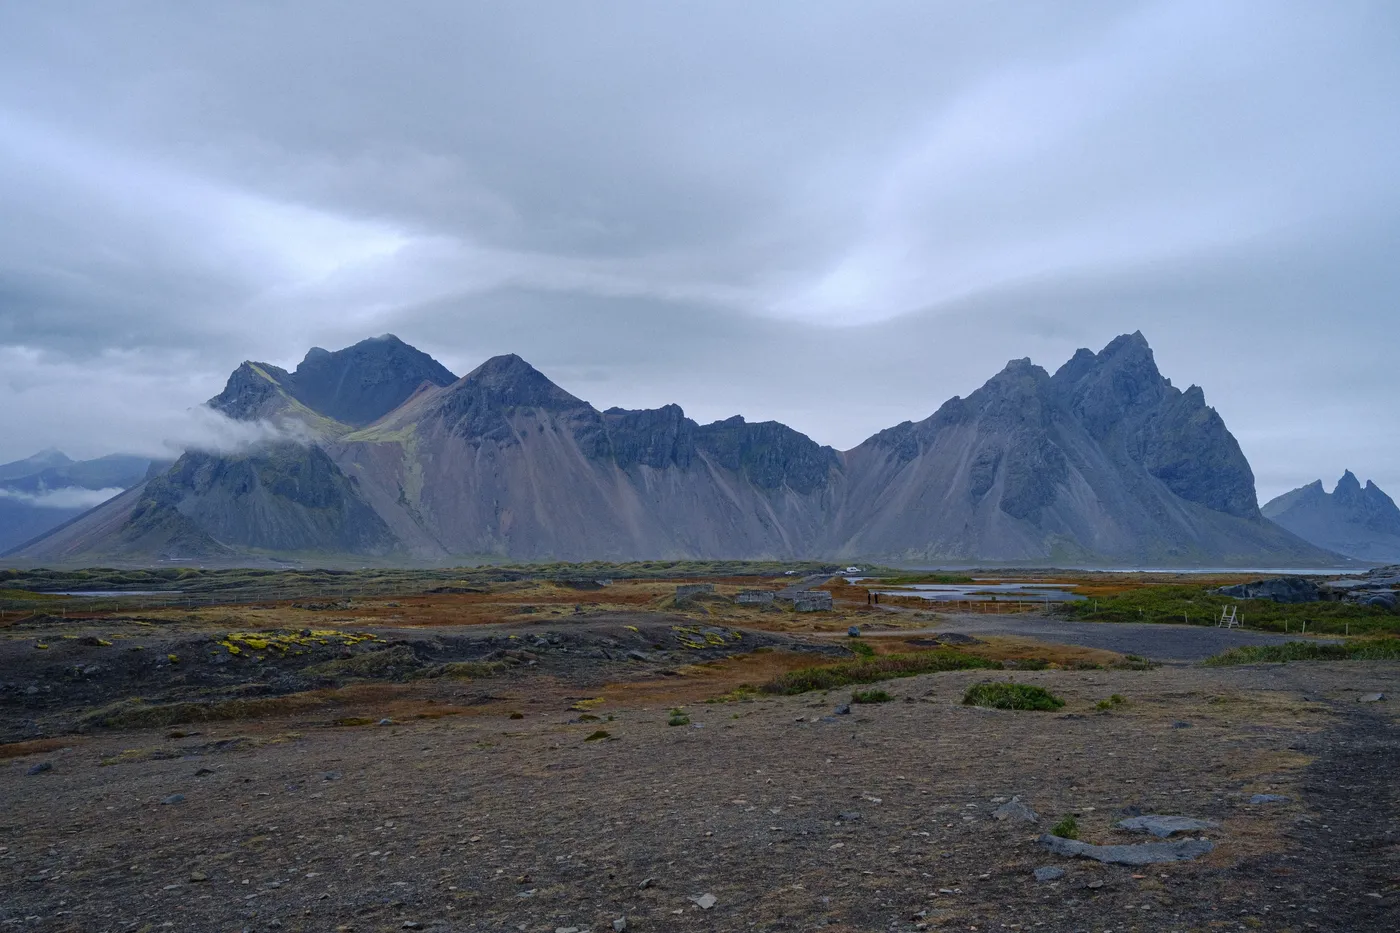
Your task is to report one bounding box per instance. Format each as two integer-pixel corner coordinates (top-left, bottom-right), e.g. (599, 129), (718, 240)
(469, 353), (539, 381)
(1335, 470), (1361, 494)
(1100, 331), (1153, 357)
(452, 353), (584, 410)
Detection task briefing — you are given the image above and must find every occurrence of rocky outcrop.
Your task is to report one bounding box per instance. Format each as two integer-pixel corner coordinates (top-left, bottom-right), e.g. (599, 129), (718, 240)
(1218, 576), (1323, 603)
(1263, 472), (1400, 562)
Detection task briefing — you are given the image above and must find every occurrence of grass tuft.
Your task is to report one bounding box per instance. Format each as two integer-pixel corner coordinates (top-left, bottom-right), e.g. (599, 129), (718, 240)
(1204, 638), (1400, 666)
(1050, 815), (1080, 840)
(851, 688), (893, 704)
(962, 682), (1065, 711)
(1095, 693), (1126, 711)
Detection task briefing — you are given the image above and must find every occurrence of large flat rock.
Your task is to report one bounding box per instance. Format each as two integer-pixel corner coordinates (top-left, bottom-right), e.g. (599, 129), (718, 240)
(1040, 833), (1215, 865)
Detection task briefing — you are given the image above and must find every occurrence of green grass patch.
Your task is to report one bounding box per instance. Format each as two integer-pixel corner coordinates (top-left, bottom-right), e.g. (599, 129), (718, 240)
(761, 649), (1000, 695)
(668, 708), (691, 726)
(870, 573), (975, 585)
(851, 688), (893, 704)
(1065, 585), (1396, 635)
(848, 641), (876, 658)
(1204, 637), (1400, 666)
(584, 729), (611, 741)
(1050, 815), (1080, 840)
(1095, 693), (1126, 711)
(962, 682), (1065, 711)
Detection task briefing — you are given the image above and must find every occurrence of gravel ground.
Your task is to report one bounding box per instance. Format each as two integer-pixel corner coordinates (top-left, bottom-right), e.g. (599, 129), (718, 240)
(3, 659), (1397, 933)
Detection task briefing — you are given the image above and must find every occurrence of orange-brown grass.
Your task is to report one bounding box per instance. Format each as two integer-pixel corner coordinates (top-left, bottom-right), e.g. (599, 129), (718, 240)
(0, 736), (80, 759)
(595, 649), (836, 708)
(957, 635), (1125, 668)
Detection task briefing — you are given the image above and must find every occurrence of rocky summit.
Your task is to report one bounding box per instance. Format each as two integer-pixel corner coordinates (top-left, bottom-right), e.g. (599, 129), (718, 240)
(9, 333), (1341, 566)
(1263, 471), (1400, 562)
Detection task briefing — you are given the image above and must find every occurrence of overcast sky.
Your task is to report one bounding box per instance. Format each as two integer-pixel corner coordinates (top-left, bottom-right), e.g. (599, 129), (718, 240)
(0, 1), (1396, 502)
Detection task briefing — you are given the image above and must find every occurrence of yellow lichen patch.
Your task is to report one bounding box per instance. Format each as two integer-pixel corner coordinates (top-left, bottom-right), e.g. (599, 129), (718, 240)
(624, 625), (639, 632)
(34, 643), (49, 650)
(569, 697), (606, 711)
(167, 654), (179, 664)
(220, 628), (380, 657)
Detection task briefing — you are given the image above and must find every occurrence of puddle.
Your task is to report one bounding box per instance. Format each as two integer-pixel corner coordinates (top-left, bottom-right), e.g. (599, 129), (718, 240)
(848, 580), (1085, 603)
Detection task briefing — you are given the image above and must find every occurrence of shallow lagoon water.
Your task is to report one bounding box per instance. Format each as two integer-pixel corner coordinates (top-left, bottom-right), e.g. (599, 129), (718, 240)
(848, 579), (1086, 602)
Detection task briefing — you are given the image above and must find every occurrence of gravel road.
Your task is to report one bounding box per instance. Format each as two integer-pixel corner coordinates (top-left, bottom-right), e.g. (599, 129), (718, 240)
(871, 612), (1334, 662)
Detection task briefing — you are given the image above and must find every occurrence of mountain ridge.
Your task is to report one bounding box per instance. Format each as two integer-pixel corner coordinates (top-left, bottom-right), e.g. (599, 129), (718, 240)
(8, 334), (1345, 566)
(1263, 471), (1400, 562)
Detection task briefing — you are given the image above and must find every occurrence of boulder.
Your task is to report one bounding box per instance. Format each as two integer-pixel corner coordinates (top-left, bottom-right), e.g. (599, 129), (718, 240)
(1217, 576), (1321, 603)
(1040, 833), (1214, 865)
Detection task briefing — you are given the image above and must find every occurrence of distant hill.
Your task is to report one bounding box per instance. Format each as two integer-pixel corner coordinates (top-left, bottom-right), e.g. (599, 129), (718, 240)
(8, 332), (1343, 567)
(1263, 472), (1400, 562)
(0, 451), (151, 552)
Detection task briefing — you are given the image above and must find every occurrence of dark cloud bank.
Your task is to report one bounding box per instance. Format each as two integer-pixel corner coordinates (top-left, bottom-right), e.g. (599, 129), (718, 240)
(0, 1), (1396, 501)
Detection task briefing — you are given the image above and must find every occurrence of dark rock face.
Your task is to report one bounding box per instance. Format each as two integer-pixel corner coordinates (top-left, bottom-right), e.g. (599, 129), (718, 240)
(693, 416), (840, 494)
(1218, 576), (1323, 603)
(434, 354), (611, 455)
(208, 362), (292, 421)
(209, 335), (456, 428)
(130, 446), (396, 555)
(603, 404), (696, 469)
(1051, 332), (1258, 518)
(1263, 472), (1400, 561)
(284, 335), (456, 427)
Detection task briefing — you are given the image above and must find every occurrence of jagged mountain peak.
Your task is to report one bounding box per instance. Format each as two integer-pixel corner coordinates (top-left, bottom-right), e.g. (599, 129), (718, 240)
(1264, 471), (1400, 560)
(208, 337), (456, 428)
(455, 354), (585, 407)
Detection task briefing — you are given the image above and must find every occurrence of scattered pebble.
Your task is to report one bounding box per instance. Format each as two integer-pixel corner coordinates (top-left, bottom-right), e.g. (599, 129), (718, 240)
(1171, 721), (1192, 729)
(161, 794), (185, 805)
(378, 718), (394, 726)
(613, 919), (627, 932)
(993, 796), (1039, 824)
(1358, 693), (1385, 703)
(1250, 794), (1289, 804)
(690, 893), (717, 910)
(189, 871), (208, 882)
(26, 762), (52, 776)
(1033, 867), (1064, 882)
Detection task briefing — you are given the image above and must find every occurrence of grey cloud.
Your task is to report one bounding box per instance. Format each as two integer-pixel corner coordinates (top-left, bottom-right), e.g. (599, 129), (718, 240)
(0, 486), (125, 510)
(0, 0), (1396, 504)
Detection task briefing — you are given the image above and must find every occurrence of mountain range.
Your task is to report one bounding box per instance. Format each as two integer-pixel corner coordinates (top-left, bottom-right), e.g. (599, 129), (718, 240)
(0, 450), (152, 553)
(6, 332), (1346, 566)
(1263, 472), (1400, 562)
